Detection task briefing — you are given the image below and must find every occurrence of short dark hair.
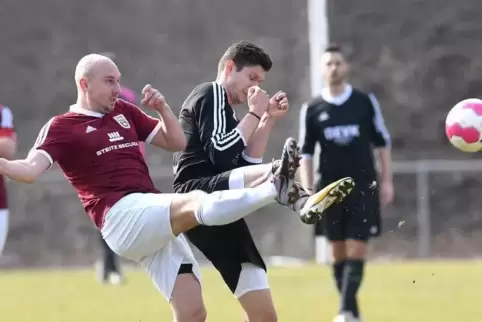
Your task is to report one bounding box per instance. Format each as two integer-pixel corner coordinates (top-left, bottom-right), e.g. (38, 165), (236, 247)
(324, 44), (344, 54)
(218, 41), (272, 73)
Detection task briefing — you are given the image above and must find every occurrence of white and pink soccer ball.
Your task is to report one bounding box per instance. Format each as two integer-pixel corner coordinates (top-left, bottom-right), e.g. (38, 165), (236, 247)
(445, 98), (482, 152)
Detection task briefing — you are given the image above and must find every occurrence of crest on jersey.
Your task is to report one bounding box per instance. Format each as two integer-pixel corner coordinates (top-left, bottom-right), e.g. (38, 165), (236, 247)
(318, 112), (330, 122)
(113, 114), (130, 129)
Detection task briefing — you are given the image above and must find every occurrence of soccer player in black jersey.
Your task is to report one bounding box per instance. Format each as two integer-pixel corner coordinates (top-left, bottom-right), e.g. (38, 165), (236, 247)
(173, 41), (354, 322)
(299, 44), (394, 322)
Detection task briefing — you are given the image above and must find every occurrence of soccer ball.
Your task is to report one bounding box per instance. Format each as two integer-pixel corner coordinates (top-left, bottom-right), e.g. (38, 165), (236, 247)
(445, 98), (482, 152)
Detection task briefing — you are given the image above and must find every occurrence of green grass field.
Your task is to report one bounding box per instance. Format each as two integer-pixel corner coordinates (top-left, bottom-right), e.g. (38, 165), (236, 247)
(1, 260), (480, 321)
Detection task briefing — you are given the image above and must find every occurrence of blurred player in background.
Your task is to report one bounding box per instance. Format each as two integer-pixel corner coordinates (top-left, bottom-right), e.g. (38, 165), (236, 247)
(0, 104), (16, 258)
(173, 41), (354, 322)
(94, 52), (147, 285)
(298, 44), (394, 322)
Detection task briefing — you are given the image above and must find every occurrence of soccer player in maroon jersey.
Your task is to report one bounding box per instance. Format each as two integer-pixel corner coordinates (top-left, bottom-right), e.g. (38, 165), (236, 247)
(96, 51), (144, 285)
(0, 54), (327, 321)
(0, 104), (16, 258)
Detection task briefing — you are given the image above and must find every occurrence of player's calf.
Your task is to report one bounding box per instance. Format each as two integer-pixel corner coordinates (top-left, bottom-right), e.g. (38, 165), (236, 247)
(170, 273), (207, 322)
(239, 289), (278, 322)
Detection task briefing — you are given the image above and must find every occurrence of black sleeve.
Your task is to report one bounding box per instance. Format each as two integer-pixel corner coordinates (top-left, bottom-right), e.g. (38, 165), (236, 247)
(367, 93), (391, 148)
(195, 83), (247, 171)
(298, 102), (317, 157)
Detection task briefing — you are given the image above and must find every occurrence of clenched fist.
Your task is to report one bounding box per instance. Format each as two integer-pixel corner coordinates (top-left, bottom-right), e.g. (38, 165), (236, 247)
(141, 84), (166, 110)
(247, 86), (270, 117)
(267, 91), (289, 118)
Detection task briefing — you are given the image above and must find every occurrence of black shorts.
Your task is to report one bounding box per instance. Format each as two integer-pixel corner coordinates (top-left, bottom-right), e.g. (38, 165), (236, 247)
(174, 171), (265, 293)
(315, 180), (381, 242)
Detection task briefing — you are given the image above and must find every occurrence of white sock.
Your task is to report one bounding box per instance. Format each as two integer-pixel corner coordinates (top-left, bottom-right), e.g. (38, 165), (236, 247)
(0, 211), (8, 257)
(195, 180), (277, 226)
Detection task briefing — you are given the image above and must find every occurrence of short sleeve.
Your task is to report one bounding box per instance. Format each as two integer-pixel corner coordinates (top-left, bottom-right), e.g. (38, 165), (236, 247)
(367, 93), (391, 148)
(32, 117), (66, 166)
(299, 103), (316, 158)
(0, 106), (16, 139)
(119, 100), (161, 144)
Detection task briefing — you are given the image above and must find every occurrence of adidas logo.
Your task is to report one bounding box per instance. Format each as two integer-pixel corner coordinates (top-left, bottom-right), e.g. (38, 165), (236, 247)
(86, 126), (96, 133)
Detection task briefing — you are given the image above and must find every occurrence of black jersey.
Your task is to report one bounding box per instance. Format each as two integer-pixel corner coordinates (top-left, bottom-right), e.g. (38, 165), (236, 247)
(173, 81), (260, 187)
(299, 85), (391, 183)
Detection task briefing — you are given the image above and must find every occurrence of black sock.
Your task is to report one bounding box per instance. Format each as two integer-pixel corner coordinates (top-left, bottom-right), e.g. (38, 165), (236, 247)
(333, 261), (346, 293)
(340, 259), (364, 318)
(101, 237), (119, 279)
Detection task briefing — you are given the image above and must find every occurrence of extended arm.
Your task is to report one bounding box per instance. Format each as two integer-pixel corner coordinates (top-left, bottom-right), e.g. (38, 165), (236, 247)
(127, 85), (187, 152)
(149, 102), (187, 152)
(368, 93), (394, 205)
(376, 148), (392, 183)
(0, 150), (51, 184)
(240, 114), (275, 163)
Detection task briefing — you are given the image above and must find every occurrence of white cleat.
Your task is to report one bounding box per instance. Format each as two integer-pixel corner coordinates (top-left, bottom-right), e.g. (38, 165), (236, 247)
(108, 272), (124, 285)
(333, 312), (361, 322)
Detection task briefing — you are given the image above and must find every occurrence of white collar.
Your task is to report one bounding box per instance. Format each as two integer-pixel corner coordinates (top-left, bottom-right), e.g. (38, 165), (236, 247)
(321, 84), (353, 106)
(69, 104), (104, 118)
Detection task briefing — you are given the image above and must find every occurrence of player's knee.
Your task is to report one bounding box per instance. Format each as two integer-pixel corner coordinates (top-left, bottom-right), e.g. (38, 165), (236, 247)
(346, 239), (367, 259)
(330, 241), (347, 262)
(174, 305), (207, 322)
(171, 273), (206, 322)
(187, 190), (208, 203)
(170, 190), (208, 235)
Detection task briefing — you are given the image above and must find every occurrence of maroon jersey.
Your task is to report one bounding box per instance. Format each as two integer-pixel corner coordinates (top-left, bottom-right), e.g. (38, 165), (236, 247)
(33, 100), (161, 228)
(0, 105), (15, 209)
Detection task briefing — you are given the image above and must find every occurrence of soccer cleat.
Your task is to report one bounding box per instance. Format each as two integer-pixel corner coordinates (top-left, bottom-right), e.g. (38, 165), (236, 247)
(271, 137), (301, 205)
(95, 260), (125, 285)
(108, 272), (124, 285)
(299, 177), (355, 224)
(333, 312), (361, 322)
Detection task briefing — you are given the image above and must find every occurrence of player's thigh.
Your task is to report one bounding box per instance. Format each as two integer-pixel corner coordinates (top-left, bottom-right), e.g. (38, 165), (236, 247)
(317, 206), (346, 261)
(178, 172), (268, 292)
(237, 264), (277, 322)
(101, 192), (179, 260)
(344, 183), (381, 256)
(0, 209), (8, 256)
(188, 219), (266, 289)
(170, 172), (236, 234)
(139, 234), (202, 303)
(173, 170), (233, 194)
(317, 181), (345, 242)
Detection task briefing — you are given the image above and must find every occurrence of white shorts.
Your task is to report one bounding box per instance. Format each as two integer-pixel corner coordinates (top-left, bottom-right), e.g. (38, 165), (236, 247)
(0, 209), (8, 256)
(101, 193), (201, 301)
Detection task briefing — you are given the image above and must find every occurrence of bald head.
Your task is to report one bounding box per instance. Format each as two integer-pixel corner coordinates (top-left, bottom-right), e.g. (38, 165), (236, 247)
(74, 54), (122, 114)
(74, 54), (118, 85)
